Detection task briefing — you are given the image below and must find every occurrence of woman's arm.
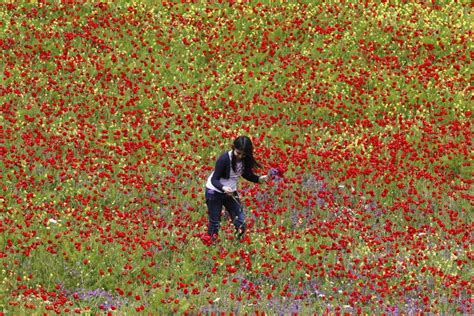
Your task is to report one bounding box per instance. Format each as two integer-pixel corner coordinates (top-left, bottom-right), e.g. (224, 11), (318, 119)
(210, 154), (228, 191)
(242, 168), (260, 183)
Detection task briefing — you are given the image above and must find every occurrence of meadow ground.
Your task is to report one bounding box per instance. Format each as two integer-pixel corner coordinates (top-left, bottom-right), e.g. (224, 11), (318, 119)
(0, 1), (472, 314)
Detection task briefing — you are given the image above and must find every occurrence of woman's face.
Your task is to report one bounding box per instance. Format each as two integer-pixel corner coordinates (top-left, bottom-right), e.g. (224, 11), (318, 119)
(233, 148), (246, 161)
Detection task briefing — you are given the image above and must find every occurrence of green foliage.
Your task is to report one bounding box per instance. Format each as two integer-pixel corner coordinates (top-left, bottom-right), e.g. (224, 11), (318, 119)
(0, 1), (471, 315)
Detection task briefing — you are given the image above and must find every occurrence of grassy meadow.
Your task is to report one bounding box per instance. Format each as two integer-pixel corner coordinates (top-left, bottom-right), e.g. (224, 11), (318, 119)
(0, 1), (472, 314)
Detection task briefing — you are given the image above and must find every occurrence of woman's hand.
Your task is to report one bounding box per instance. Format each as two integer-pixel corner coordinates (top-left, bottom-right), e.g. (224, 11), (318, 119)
(222, 186), (234, 195)
(259, 175), (269, 183)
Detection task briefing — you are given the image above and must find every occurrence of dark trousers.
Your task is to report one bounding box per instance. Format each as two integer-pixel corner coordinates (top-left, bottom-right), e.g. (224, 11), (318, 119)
(205, 188), (246, 238)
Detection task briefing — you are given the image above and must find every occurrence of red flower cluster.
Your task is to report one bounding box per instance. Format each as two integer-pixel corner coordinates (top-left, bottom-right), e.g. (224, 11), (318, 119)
(269, 164), (287, 179)
(0, 1), (471, 315)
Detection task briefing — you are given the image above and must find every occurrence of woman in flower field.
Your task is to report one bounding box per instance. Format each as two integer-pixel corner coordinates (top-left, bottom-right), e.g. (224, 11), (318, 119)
(205, 136), (268, 241)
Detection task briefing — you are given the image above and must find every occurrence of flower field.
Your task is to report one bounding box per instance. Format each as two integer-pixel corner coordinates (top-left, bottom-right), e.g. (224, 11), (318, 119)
(1, 1), (472, 314)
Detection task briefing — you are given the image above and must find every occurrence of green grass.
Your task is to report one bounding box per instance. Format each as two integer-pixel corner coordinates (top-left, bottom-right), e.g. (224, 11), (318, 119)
(1, 0), (472, 314)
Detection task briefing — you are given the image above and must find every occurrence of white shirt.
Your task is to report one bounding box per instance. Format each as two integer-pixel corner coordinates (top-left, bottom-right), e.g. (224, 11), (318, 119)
(206, 151), (243, 193)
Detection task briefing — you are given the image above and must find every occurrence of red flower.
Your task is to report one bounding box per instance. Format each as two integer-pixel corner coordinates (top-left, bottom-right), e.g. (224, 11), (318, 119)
(269, 163), (287, 179)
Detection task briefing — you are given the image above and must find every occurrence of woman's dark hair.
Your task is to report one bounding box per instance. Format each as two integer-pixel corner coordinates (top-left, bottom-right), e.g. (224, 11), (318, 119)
(232, 135), (261, 172)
